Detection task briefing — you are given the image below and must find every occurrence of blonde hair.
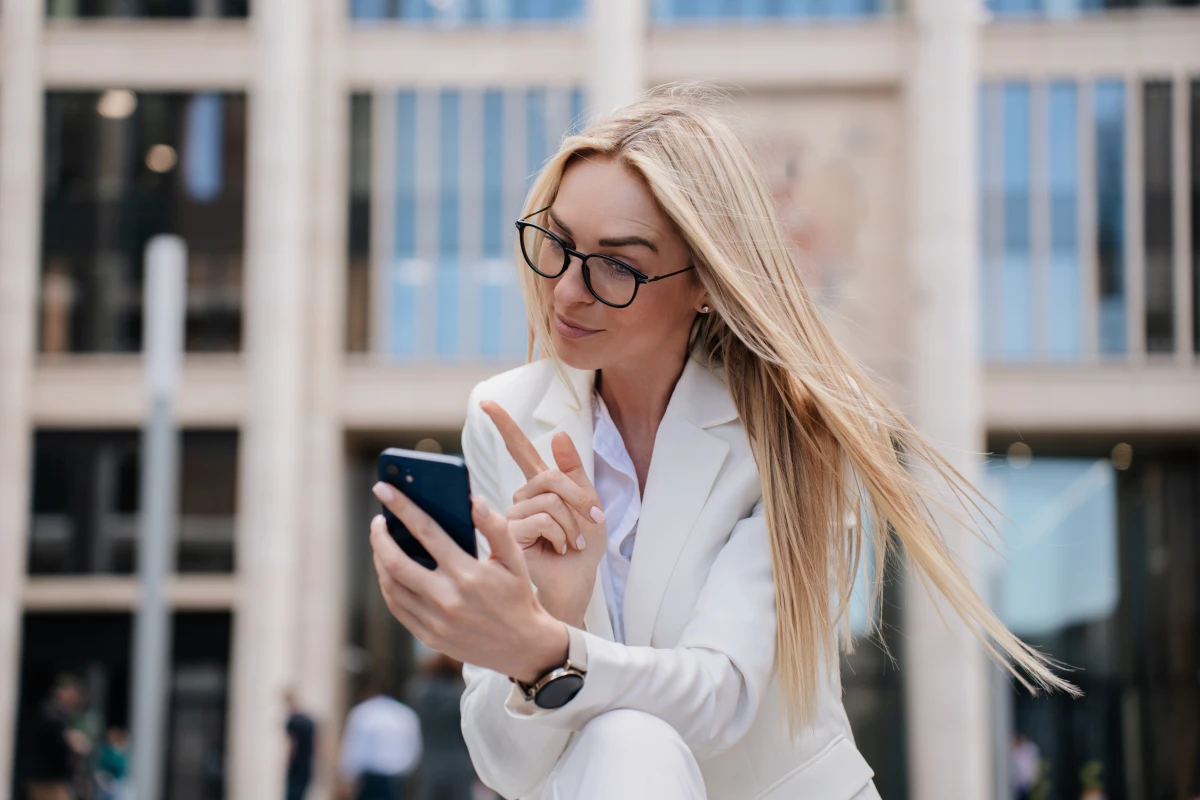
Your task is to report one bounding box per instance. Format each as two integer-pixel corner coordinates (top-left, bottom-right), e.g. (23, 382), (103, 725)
(516, 84), (1078, 728)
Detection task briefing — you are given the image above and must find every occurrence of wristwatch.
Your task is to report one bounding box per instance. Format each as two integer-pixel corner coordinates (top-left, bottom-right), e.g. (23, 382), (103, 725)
(512, 623), (588, 709)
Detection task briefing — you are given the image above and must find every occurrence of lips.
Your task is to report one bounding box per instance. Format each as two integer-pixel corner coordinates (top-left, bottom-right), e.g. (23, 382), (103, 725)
(556, 314), (597, 333)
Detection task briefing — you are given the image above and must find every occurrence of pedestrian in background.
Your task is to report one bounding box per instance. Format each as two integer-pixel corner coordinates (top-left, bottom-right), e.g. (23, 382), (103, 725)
(285, 689), (317, 800)
(25, 674), (90, 800)
(407, 653), (476, 800)
(337, 682), (421, 800)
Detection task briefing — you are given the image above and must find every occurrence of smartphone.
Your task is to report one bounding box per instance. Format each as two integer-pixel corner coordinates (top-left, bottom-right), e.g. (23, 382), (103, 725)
(376, 448), (478, 570)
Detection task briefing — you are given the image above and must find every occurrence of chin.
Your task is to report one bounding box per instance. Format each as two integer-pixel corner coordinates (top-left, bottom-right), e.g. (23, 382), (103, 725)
(552, 336), (609, 372)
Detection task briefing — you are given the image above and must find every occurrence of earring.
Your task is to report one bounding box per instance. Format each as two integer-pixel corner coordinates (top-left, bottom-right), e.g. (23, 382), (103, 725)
(701, 304), (710, 314)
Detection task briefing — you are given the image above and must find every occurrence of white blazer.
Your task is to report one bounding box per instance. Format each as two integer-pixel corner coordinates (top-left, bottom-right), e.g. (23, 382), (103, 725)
(458, 352), (879, 800)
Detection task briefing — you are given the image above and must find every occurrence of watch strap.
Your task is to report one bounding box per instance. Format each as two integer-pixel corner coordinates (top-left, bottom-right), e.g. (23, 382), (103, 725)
(512, 623), (588, 702)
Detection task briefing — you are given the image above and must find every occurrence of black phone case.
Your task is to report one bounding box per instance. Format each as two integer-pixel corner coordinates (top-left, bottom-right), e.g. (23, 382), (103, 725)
(377, 448), (477, 570)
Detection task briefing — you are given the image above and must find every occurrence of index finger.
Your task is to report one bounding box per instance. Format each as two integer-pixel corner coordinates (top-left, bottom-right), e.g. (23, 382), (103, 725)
(480, 400), (548, 481)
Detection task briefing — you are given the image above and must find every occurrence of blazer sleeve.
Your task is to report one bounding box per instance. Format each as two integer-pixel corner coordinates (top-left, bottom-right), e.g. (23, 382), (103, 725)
(458, 381), (574, 799)
(497, 496), (776, 761)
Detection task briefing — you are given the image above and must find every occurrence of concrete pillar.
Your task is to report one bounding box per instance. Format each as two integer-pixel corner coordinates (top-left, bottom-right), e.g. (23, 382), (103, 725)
(902, 1), (992, 799)
(0, 1), (44, 791)
(587, 0), (647, 116)
(226, 0), (316, 797)
(298, 0), (350, 794)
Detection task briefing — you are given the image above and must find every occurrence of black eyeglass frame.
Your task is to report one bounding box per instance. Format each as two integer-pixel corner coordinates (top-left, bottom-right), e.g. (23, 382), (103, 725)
(515, 206), (695, 309)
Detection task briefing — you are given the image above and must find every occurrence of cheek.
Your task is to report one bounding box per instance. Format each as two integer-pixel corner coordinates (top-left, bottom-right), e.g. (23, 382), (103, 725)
(613, 295), (690, 341)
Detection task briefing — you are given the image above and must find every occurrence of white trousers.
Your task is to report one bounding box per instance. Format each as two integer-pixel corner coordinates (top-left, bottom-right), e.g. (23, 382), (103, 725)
(540, 709), (707, 799)
(538, 708), (882, 800)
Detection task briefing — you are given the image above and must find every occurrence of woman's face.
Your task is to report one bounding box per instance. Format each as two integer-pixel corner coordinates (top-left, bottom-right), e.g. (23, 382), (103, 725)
(538, 155), (706, 372)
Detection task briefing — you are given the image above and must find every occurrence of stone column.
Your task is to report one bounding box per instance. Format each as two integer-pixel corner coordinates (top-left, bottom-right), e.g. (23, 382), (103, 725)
(297, 0), (350, 795)
(902, 1), (991, 799)
(587, 0), (647, 116)
(0, 1), (44, 791)
(226, 0), (316, 797)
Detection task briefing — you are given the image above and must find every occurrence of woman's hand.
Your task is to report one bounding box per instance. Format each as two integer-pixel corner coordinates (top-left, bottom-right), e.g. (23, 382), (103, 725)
(481, 401), (606, 628)
(369, 483), (569, 684)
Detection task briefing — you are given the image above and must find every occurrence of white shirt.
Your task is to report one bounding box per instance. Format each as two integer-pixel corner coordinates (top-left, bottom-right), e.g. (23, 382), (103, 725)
(337, 695), (422, 780)
(591, 388), (641, 644)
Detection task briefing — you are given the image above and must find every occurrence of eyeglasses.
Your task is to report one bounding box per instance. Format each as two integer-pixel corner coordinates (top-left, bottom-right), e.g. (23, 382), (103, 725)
(515, 206), (695, 308)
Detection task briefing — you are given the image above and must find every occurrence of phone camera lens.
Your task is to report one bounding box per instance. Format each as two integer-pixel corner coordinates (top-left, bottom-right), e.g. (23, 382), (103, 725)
(385, 464), (399, 477)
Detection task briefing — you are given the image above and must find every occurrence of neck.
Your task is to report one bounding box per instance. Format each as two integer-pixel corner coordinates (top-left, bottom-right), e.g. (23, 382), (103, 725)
(596, 347), (690, 443)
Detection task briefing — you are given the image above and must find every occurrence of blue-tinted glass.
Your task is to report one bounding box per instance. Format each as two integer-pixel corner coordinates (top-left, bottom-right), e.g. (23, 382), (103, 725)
(1047, 82), (1080, 361)
(1002, 82), (1033, 361)
(1094, 80), (1126, 355)
(350, 0), (389, 18)
(481, 91), (505, 358)
(988, 0), (1043, 15)
(980, 83), (1001, 361)
(694, 0), (724, 17)
(400, 0), (434, 20)
(569, 87), (586, 135)
(183, 92), (223, 203)
(828, 0), (874, 16)
(437, 91), (460, 359)
(781, 0), (816, 18)
(391, 90), (418, 357)
(983, 457), (1119, 638)
(526, 88), (547, 190)
(480, 0), (511, 21)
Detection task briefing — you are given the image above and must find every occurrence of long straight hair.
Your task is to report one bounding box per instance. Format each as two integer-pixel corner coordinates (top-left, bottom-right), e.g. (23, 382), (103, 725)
(516, 84), (1077, 728)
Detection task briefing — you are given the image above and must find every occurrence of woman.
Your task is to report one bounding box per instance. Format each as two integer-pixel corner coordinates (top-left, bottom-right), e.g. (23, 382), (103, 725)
(368, 85), (1074, 799)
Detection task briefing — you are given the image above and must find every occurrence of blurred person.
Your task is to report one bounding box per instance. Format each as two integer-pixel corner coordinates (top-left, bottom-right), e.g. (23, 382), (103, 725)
(285, 688), (317, 800)
(93, 728), (129, 800)
(337, 682), (421, 800)
(1009, 732), (1040, 800)
(369, 84), (1076, 800)
(26, 674), (90, 800)
(406, 653), (476, 800)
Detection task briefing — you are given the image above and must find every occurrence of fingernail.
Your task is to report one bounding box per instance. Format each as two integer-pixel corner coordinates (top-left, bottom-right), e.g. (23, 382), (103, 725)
(373, 482), (395, 502)
(560, 543), (567, 555)
(590, 506), (605, 524)
(575, 534), (586, 550)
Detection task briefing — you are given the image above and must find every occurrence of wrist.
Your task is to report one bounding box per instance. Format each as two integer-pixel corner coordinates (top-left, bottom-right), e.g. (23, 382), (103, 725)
(513, 613), (569, 685)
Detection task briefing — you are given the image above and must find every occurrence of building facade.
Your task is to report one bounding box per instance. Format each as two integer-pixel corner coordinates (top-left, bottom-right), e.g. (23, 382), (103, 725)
(0, 0), (1197, 798)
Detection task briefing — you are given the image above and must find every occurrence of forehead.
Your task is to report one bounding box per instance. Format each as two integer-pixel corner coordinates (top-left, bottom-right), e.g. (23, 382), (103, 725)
(553, 155), (673, 242)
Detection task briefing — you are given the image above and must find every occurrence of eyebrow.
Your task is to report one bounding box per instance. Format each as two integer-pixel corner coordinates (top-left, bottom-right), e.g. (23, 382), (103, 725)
(549, 210), (659, 255)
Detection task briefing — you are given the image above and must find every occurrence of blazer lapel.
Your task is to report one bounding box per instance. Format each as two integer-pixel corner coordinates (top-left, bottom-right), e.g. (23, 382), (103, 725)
(621, 355), (739, 647)
(527, 361), (615, 642)
(520, 354), (740, 647)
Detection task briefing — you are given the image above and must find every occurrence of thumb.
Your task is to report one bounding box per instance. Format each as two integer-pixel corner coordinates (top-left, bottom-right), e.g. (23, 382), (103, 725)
(471, 496), (525, 574)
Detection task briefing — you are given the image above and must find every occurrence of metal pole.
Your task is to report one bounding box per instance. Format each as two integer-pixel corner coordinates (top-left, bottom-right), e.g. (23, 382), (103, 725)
(131, 234), (187, 800)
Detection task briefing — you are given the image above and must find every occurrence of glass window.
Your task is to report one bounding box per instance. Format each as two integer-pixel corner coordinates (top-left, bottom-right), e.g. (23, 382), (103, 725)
(29, 430), (238, 575)
(984, 444), (1200, 800)
(1002, 82), (1034, 361)
(987, 0), (1199, 19)
(350, 0), (584, 23)
(348, 93), (372, 353)
(354, 86), (584, 363)
(652, 0), (892, 22)
(1094, 80), (1126, 356)
(1143, 81), (1174, 354)
(1047, 82), (1080, 361)
(47, 0), (248, 17)
(1192, 80), (1200, 354)
(14, 612), (231, 800)
(41, 91), (247, 354)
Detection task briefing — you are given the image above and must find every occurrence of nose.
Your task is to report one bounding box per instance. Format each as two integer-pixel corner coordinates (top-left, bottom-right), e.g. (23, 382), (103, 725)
(552, 255), (594, 307)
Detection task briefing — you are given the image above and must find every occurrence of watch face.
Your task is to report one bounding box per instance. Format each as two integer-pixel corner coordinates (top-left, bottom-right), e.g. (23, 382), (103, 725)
(534, 673), (585, 709)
